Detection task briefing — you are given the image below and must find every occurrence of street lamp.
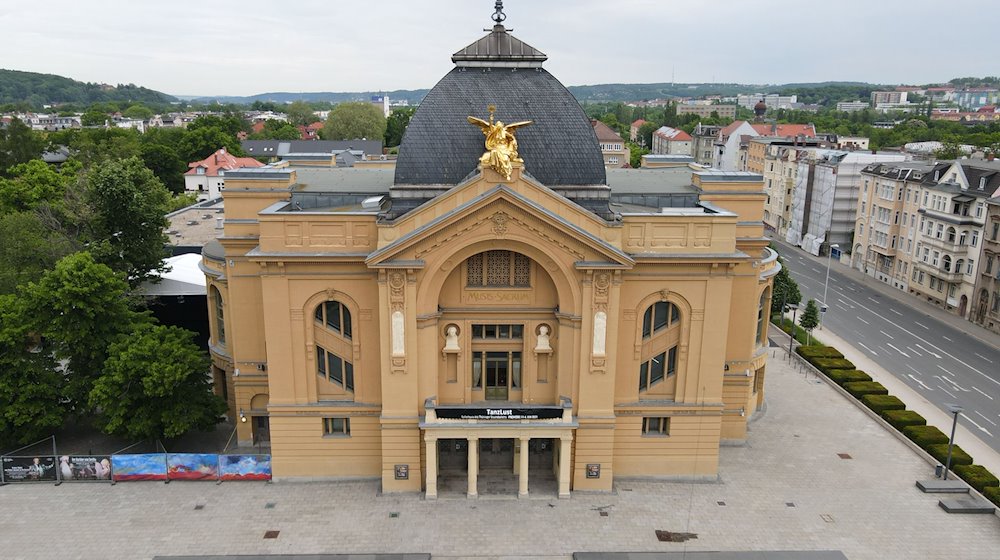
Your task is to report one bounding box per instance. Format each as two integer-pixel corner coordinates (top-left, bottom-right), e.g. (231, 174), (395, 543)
(821, 243), (839, 328)
(942, 404), (963, 480)
(786, 303), (799, 357)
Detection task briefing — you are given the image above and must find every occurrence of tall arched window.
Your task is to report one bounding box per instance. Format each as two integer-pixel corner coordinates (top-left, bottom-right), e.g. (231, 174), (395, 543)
(211, 286), (225, 345)
(756, 289), (770, 346)
(639, 301), (681, 393)
(315, 300), (354, 392)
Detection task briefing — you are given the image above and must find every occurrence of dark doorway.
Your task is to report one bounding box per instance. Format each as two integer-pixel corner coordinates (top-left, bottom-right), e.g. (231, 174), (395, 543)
(253, 416), (270, 444)
(480, 438), (514, 470)
(438, 439), (468, 472)
(528, 438), (554, 471)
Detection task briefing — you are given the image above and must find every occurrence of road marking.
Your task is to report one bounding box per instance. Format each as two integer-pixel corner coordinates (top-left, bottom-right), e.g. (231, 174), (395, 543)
(857, 342), (878, 356)
(942, 335), (953, 342)
(905, 364), (922, 375)
(974, 411), (998, 427)
(908, 374), (932, 390)
(908, 346), (923, 357)
(938, 371), (970, 392)
(838, 298), (855, 309)
(857, 316), (870, 325)
(915, 343), (942, 359)
(880, 330), (895, 340)
(886, 343), (909, 357)
(889, 308), (902, 316)
(962, 415), (995, 437)
(811, 267), (822, 274)
(867, 297), (880, 304)
(937, 385), (958, 399)
(914, 322), (930, 330)
(975, 353), (994, 364)
(972, 386), (994, 400)
(836, 304), (849, 311)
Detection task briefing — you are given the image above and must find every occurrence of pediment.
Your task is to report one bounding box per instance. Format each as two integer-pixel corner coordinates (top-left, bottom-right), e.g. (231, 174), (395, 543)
(367, 185), (633, 269)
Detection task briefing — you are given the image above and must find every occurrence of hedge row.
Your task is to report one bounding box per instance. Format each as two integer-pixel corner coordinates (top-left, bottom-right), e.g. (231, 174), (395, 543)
(776, 320), (1000, 508)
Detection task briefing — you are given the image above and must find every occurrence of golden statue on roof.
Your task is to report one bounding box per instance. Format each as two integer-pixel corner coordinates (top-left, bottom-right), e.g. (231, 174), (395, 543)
(468, 105), (532, 180)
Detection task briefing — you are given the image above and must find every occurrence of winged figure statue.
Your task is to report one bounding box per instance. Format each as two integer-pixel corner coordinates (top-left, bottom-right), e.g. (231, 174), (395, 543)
(468, 107), (533, 180)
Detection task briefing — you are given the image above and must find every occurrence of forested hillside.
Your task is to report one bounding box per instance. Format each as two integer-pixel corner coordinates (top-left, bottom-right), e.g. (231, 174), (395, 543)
(0, 69), (176, 107)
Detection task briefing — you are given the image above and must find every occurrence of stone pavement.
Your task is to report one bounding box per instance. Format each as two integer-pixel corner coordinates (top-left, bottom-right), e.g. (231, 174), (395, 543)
(2, 348), (999, 560)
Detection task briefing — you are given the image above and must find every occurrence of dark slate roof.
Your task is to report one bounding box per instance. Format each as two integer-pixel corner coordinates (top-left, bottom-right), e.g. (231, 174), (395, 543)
(393, 67), (607, 187)
(452, 24), (547, 64)
(242, 139), (383, 157)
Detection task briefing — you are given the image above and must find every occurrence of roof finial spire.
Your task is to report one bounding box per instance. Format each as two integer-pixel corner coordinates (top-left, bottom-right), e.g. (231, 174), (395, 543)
(492, 0), (507, 24)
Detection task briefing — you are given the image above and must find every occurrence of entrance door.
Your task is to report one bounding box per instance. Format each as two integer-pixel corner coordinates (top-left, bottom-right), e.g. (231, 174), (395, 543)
(253, 416), (270, 444)
(438, 439), (468, 472)
(485, 352), (509, 400)
(479, 438), (514, 470)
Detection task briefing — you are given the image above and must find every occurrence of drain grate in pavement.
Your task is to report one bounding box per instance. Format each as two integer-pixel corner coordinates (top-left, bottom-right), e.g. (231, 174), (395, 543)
(599, 511), (609, 517)
(264, 502), (276, 509)
(821, 514), (835, 523)
(656, 530), (698, 542)
(263, 530), (279, 539)
(193, 504), (204, 511)
(717, 501), (726, 506)
(389, 512), (400, 518)
(838, 453), (853, 460)
(786, 502), (796, 507)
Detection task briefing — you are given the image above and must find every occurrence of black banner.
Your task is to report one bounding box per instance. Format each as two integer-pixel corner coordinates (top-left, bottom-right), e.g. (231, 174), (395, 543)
(2, 456), (57, 483)
(60, 455), (113, 481)
(435, 407), (564, 420)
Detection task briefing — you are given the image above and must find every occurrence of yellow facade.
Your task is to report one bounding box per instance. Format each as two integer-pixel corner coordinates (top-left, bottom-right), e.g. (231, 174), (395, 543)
(203, 160), (776, 497)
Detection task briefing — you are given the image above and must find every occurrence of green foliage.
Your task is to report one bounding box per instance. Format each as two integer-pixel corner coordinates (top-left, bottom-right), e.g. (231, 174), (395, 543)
(177, 126), (244, 162)
(811, 358), (856, 373)
(860, 394), (905, 414)
(248, 119), (301, 141)
(186, 113), (249, 138)
(771, 261), (802, 313)
(122, 104), (154, 120)
(983, 486), (1000, 507)
(0, 159), (77, 212)
(48, 127), (142, 166)
(902, 425), (949, 448)
(89, 323), (226, 440)
(81, 109), (109, 127)
(826, 369), (873, 385)
(22, 252), (137, 409)
(167, 193), (198, 213)
(882, 409), (927, 430)
(799, 299), (820, 332)
(0, 69), (174, 107)
(0, 212), (78, 295)
(628, 142), (649, 168)
(926, 443), (973, 467)
(140, 143), (187, 194)
(285, 100), (317, 126)
(842, 381), (888, 398)
(954, 464), (999, 493)
(322, 102), (387, 142)
(0, 119), (46, 174)
(85, 157), (171, 285)
(933, 142), (964, 160)
(796, 346), (844, 360)
(773, 317), (821, 346)
(0, 294), (66, 446)
(385, 107), (415, 148)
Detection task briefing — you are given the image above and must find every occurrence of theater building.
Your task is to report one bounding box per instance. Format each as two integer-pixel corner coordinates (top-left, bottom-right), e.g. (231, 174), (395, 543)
(203, 5), (777, 498)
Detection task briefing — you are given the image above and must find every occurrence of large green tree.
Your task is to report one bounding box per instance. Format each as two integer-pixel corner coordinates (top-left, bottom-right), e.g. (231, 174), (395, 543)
(140, 143), (187, 194)
(122, 104), (154, 120)
(177, 126), (244, 162)
(285, 101), (317, 126)
(384, 107), (415, 147)
(0, 159), (79, 213)
(22, 252), (138, 408)
(89, 323), (226, 440)
(0, 119), (46, 175)
(322, 102), (386, 142)
(771, 260), (802, 314)
(799, 299), (820, 345)
(0, 294), (66, 446)
(248, 119), (302, 141)
(0, 212), (78, 294)
(85, 157), (171, 285)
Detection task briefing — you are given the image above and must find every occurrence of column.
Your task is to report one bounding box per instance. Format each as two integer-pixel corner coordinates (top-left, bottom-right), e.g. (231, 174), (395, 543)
(558, 436), (572, 499)
(518, 436), (530, 498)
(467, 437), (478, 498)
(425, 437), (438, 499)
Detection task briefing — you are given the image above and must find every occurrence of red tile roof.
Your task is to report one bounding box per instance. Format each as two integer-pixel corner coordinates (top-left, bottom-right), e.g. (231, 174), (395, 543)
(631, 119), (647, 128)
(185, 148), (263, 177)
(750, 123), (816, 137)
(653, 126), (692, 142)
(591, 119), (625, 143)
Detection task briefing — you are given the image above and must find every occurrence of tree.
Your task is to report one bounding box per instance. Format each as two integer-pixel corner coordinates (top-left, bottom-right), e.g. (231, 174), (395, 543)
(140, 143), (187, 194)
(799, 299), (820, 345)
(186, 113), (248, 138)
(0, 294), (66, 446)
(0, 118), (46, 175)
(122, 104), (154, 120)
(385, 107), (415, 147)
(933, 142), (964, 160)
(248, 119), (301, 141)
(89, 323), (226, 440)
(285, 100), (317, 126)
(322, 102), (386, 142)
(627, 142), (649, 168)
(0, 159), (77, 213)
(85, 157), (171, 285)
(80, 109), (108, 127)
(0, 212), (77, 294)
(22, 252), (138, 408)
(771, 261), (802, 315)
(638, 121), (659, 149)
(177, 126), (244, 162)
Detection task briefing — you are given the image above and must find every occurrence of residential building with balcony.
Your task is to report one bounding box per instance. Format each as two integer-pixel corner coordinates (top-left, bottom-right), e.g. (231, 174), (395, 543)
(972, 197), (1000, 332)
(691, 123), (721, 166)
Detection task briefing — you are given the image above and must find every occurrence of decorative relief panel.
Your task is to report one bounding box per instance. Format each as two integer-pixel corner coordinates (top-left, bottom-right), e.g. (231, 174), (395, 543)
(693, 225), (712, 248)
(285, 224), (303, 247)
(651, 224), (687, 248)
(309, 224), (348, 247)
(626, 224), (645, 250)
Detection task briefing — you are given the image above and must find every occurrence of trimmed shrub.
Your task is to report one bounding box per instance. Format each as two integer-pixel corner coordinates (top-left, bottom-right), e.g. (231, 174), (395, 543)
(903, 425), (949, 448)
(984, 486), (1000, 507)
(827, 369), (872, 385)
(796, 346), (843, 360)
(861, 394), (905, 415)
(843, 381), (888, 398)
(954, 464), (1000, 493)
(812, 358), (856, 373)
(926, 443), (974, 467)
(882, 410), (926, 431)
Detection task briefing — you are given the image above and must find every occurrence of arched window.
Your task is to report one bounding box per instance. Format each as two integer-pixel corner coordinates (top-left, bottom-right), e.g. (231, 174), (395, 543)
(211, 286), (225, 345)
(755, 289), (770, 345)
(947, 227), (957, 243)
(315, 300), (354, 392)
(943, 255), (952, 272)
(639, 301), (681, 393)
(466, 250), (531, 288)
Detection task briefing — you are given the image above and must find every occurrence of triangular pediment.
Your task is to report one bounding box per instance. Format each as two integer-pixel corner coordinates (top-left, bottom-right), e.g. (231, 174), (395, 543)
(366, 185), (633, 269)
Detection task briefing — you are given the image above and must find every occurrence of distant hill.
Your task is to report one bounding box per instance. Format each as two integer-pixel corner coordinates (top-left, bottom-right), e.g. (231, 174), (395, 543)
(0, 69), (176, 107)
(190, 81), (885, 107)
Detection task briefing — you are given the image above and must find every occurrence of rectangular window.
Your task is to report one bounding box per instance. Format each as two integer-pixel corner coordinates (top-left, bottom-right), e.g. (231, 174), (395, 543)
(329, 353), (343, 385)
(649, 351), (666, 386)
(323, 417), (350, 437)
(472, 351), (483, 389)
(642, 417), (670, 436)
(968, 260), (975, 275)
(316, 347), (326, 376)
(972, 231), (979, 247)
(667, 346), (678, 376)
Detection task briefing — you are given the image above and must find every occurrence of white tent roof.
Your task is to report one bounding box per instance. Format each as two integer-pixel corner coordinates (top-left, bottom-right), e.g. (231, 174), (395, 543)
(141, 253), (207, 296)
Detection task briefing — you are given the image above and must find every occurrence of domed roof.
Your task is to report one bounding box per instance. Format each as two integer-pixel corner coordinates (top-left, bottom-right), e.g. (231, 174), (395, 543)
(393, 17), (606, 190)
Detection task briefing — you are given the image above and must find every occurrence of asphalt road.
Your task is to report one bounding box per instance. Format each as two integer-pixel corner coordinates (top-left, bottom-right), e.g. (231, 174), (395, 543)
(770, 238), (1000, 454)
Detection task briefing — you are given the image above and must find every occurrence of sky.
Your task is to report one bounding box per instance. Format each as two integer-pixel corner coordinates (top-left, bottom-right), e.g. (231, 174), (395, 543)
(0, 0), (996, 97)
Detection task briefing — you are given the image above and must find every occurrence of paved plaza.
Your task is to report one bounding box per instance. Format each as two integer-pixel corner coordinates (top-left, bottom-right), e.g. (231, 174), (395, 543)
(2, 339), (999, 560)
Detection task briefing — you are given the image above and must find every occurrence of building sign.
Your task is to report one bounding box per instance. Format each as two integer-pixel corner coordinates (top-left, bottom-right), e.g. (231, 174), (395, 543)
(2, 456), (57, 483)
(586, 463), (601, 479)
(435, 407), (563, 420)
(394, 464), (409, 480)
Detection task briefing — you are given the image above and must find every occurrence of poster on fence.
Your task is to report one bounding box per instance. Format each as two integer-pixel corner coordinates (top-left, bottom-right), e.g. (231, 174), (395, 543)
(167, 454), (219, 481)
(112, 454), (167, 481)
(59, 456), (112, 481)
(219, 455), (272, 481)
(2, 456), (57, 483)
